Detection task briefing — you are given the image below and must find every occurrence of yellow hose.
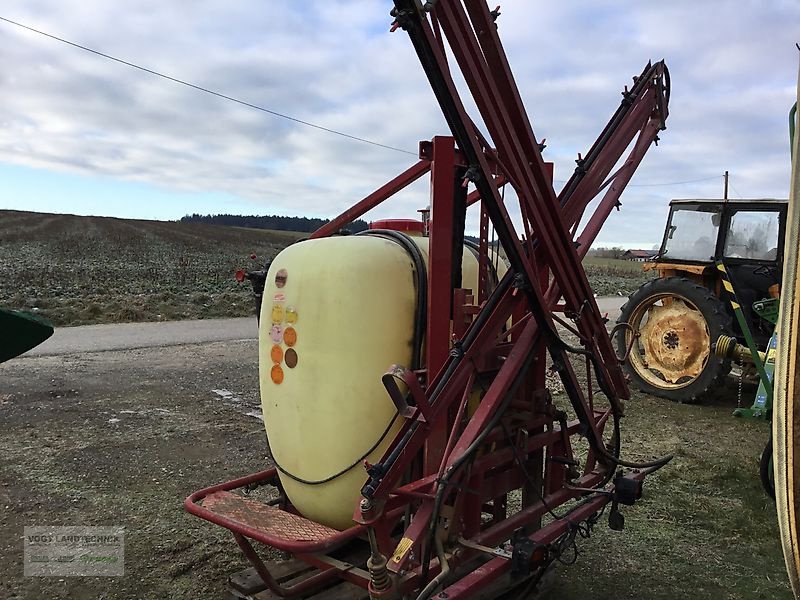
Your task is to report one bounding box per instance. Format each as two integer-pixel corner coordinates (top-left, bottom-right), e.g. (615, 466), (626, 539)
(774, 60), (800, 597)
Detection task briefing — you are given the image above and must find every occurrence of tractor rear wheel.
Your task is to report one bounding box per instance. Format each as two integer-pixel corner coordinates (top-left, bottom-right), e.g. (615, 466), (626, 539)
(616, 276), (732, 403)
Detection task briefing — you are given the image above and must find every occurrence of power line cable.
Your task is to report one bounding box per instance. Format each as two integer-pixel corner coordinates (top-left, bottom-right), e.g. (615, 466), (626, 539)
(0, 17), (744, 191)
(627, 174), (723, 187)
(554, 174), (722, 188)
(0, 15), (418, 156)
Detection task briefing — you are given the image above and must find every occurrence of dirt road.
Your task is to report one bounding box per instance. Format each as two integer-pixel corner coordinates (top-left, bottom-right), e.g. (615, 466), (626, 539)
(26, 297), (627, 357)
(27, 317), (259, 356)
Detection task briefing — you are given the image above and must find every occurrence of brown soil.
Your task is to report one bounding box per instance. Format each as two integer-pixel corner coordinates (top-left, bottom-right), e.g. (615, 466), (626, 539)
(0, 337), (791, 599)
(0, 340), (273, 599)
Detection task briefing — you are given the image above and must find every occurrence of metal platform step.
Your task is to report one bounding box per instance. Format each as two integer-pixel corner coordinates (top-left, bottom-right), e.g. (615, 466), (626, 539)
(201, 491), (341, 544)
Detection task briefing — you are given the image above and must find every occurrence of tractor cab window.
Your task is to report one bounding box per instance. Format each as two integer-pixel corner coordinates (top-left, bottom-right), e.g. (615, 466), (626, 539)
(662, 205), (721, 262)
(723, 210), (780, 261)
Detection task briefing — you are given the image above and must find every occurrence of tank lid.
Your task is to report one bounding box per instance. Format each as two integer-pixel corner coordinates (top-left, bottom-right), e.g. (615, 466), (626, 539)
(370, 219), (425, 234)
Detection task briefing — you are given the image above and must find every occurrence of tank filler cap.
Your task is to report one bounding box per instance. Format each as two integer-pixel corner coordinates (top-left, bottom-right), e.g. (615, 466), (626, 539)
(369, 219), (425, 234)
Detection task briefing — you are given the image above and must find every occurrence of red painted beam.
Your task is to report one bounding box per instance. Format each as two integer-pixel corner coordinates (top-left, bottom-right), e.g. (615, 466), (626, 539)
(310, 159), (430, 239)
(426, 136), (457, 379)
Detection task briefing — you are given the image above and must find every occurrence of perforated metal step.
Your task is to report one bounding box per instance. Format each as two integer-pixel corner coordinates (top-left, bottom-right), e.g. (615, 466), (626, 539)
(201, 491), (340, 543)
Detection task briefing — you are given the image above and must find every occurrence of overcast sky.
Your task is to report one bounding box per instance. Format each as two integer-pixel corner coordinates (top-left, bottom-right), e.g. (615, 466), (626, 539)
(0, 1), (798, 247)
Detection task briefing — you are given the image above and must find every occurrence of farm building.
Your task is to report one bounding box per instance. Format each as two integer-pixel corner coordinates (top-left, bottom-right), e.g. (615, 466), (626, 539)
(623, 249), (654, 262)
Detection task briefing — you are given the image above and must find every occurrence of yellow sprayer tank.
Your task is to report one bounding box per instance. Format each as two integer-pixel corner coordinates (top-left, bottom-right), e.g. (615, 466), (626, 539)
(259, 223), (501, 529)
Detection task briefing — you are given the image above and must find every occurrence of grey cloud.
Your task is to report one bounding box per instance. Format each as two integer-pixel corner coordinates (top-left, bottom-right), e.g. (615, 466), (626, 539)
(0, 1), (797, 246)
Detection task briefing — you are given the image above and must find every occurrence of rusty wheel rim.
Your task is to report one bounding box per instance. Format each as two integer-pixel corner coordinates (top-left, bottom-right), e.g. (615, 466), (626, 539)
(625, 292), (711, 390)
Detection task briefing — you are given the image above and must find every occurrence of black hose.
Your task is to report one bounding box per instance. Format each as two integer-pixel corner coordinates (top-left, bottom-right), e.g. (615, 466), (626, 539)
(356, 229), (427, 370)
(361, 269), (516, 499)
(416, 331), (538, 598)
(272, 412), (400, 485)
(463, 239), (500, 289)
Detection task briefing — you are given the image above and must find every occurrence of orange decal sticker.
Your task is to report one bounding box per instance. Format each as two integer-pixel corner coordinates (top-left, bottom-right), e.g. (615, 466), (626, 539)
(270, 345), (284, 364)
(283, 327), (297, 347)
(270, 364), (284, 384)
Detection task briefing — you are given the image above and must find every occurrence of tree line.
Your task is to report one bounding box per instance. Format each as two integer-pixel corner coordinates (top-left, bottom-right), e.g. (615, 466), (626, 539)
(180, 213), (369, 233)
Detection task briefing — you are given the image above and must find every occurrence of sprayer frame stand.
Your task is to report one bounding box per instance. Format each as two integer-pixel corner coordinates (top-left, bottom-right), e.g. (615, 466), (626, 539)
(186, 2), (672, 598)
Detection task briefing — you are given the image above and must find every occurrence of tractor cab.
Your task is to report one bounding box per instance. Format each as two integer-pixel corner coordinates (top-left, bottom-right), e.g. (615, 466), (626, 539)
(658, 198), (786, 267)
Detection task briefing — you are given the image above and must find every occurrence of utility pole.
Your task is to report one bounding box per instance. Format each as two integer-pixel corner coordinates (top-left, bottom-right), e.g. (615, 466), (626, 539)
(723, 170), (729, 200)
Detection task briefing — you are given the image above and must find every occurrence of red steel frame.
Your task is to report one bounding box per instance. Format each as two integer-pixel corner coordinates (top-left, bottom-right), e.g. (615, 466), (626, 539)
(186, 3), (671, 599)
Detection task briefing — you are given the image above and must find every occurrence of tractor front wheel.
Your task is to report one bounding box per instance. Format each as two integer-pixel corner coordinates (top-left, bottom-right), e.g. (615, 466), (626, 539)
(616, 277), (732, 403)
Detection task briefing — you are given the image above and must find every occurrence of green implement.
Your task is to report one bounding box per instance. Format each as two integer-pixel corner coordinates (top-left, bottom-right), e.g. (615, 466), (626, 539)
(715, 261), (774, 417)
(0, 308), (54, 363)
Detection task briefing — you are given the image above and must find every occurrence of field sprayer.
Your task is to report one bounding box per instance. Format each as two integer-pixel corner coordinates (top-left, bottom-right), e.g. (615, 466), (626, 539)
(186, 2), (673, 598)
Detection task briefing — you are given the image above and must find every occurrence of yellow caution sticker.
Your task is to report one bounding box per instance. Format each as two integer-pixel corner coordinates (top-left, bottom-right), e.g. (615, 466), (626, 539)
(272, 303), (285, 323)
(391, 537), (414, 564)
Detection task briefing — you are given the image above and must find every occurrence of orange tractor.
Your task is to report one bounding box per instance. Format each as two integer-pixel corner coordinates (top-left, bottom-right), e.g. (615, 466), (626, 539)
(616, 198), (786, 402)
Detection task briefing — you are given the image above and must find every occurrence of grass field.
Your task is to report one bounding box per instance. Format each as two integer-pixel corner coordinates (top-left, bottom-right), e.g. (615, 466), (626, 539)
(1, 210), (654, 327)
(544, 383), (790, 599)
(582, 255), (654, 296)
(0, 210), (304, 326)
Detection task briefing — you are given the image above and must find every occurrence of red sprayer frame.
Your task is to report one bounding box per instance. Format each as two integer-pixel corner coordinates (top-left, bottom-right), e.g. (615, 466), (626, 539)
(186, 2), (671, 598)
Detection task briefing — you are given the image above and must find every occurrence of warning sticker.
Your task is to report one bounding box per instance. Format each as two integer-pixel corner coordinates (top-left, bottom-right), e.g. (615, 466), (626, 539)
(391, 537), (414, 564)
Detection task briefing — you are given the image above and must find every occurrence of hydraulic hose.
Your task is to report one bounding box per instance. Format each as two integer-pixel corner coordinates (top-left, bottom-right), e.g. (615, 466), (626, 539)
(356, 229), (427, 370)
(774, 65), (800, 598)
